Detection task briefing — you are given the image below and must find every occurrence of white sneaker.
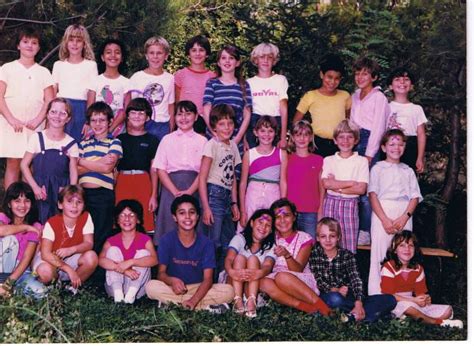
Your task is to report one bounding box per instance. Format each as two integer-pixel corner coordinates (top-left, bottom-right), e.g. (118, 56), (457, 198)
(441, 319), (463, 329)
(358, 230), (371, 245)
(64, 284), (79, 296)
(204, 303), (230, 314)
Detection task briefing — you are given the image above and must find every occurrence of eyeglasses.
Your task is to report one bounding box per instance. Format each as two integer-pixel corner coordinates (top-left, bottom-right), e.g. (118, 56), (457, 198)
(119, 212), (137, 219)
(49, 109), (68, 117)
(90, 118), (108, 124)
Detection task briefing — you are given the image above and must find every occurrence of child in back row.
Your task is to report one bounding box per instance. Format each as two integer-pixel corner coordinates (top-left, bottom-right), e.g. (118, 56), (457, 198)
(53, 24), (98, 142)
(381, 231), (463, 328)
(203, 44), (252, 151)
(152, 100), (207, 245)
(87, 38), (130, 137)
(78, 102), (122, 253)
(287, 120), (324, 239)
(199, 104), (241, 277)
(129, 36), (175, 142)
(21, 98), (79, 224)
(321, 120), (369, 254)
(239, 116), (287, 229)
(350, 57), (390, 244)
(0, 27), (54, 190)
(246, 43), (289, 149)
(0, 182), (45, 298)
(387, 67), (427, 174)
(293, 53), (351, 157)
(368, 129), (422, 295)
(115, 98), (159, 232)
(174, 35), (216, 135)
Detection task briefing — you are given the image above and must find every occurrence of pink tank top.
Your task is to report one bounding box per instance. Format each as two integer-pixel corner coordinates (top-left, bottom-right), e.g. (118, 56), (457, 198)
(108, 232), (150, 260)
(248, 147), (281, 183)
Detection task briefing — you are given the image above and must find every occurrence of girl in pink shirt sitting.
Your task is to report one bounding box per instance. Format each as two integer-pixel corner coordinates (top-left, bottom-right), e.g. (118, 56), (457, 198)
(99, 199), (157, 304)
(287, 120), (324, 239)
(0, 182), (45, 298)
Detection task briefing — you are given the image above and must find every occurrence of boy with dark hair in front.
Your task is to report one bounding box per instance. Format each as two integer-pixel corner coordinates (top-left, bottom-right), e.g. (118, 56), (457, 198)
(78, 101), (122, 252)
(293, 53), (351, 157)
(145, 194), (234, 312)
(309, 217), (396, 322)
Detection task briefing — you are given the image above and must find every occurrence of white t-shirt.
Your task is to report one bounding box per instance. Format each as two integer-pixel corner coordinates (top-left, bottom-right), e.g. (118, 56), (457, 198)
(203, 138), (241, 190)
(88, 74), (130, 115)
(321, 152), (369, 198)
(52, 59), (98, 100)
(26, 131), (79, 157)
(42, 213), (94, 241)
(228, 234), (276, 263)
(129, 70), (175, 123)
(246, 74), (288, 117)
(387, 101), (428, 136)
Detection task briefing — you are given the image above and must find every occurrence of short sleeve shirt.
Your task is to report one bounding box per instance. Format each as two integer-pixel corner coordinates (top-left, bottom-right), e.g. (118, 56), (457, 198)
(26, 131), (79, 157)
(158, 231), (215, 285)
(228, 234), (276, 263)
(42, 213), (94, 241)
(52, 59), (98, 100)
(117, 133), (159, 172)
(203, 138), (241, 190)
(247, 74), (288, 117)
(387, 102), (428, 136)
(321, 152), (369, 198)
(0, 213), (41, 262)
(88, 74), (130, 115)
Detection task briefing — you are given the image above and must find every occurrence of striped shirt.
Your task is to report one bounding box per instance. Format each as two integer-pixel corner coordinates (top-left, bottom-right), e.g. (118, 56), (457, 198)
(79, 134), (122, 190)
(203, 78), (252, 127)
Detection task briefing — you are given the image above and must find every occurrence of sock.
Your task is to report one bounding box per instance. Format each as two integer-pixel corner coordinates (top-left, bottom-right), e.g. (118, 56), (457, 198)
(124, 287), (139, 304)
(296, 299), (331, 316)
(113, 289), (124, 303)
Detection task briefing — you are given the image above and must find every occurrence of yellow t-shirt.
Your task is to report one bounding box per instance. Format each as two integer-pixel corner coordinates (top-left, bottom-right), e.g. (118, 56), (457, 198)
(296, 89), (351, 139)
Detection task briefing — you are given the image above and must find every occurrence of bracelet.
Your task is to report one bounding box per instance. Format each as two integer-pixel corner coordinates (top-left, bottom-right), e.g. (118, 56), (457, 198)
(284, 254), (292, 259)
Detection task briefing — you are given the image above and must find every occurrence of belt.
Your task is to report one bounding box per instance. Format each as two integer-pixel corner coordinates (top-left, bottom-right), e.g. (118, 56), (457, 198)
(120, 170), (146, 175)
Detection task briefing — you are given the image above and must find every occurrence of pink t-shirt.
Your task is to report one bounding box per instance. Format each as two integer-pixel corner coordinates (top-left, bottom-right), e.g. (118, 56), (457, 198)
(287, 153), (323, 213)
(107, 232), (151, 261)
(152, 129), (207, 173)
(0, 213), (41, 261)
(174, 67), (216, 114)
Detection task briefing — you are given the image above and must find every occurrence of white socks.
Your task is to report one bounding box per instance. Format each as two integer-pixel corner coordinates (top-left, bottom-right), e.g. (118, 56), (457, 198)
(113, 289), (124, 303)
(123, 287), (139, 304)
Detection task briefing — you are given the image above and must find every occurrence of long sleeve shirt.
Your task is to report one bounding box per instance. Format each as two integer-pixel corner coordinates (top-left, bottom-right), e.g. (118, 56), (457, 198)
(309, 244), (365, 301)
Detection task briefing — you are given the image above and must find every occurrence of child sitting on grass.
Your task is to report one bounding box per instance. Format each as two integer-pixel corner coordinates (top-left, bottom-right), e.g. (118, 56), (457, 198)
(380, 231), (463, 329)
(146, 195), (234, 313)
(309, 217), (396, 322)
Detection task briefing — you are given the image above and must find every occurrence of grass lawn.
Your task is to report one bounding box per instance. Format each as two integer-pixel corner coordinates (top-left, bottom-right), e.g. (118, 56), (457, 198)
(0, 281), (467, 343)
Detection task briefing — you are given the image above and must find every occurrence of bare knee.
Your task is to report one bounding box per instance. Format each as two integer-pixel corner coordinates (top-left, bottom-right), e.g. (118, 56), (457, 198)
(247, 255), (261, 269)
(79, 250), (99, 268)
(36, 263), (56, 284)
(233, 254), (247, 269)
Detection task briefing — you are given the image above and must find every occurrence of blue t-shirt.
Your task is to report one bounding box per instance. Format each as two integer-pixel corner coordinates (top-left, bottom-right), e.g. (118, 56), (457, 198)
(203, 78), (252, 128)
(158, 231), (215, 285)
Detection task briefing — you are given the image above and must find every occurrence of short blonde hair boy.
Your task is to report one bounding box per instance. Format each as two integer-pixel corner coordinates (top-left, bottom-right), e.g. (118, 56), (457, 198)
(250, 43), (280, 66)
(333, 119), (360, 143)
(144, 36), (170, 54)
(317, 217), (342, 239)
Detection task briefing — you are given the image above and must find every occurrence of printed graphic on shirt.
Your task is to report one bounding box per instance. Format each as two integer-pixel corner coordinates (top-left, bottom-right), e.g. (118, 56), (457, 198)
(143, 82), (164, 107)
(220, 156), (235, 188)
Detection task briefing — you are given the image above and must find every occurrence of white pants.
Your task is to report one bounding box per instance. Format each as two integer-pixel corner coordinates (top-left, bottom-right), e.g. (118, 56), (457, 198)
(104, 246), (151, 299)
(368, 199), (412, 295)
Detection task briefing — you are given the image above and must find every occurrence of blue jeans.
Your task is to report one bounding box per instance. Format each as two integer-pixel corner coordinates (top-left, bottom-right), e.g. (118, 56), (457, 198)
(297, 212), (317, 239)
(204, 183), (236, 277)
(65, 98), (87, 142)
(145, 120), (170, 142)
(15, 270), (47, 299)
(354, 128), (380, 232)
(320, 292), (396, 323)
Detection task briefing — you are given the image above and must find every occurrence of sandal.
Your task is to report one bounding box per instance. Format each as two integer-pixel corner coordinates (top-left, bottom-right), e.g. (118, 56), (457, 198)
(232, 296), (245, 315)
(245, 295), (257, 318)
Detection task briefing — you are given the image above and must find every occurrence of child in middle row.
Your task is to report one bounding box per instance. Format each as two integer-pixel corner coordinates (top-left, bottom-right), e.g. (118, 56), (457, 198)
(321, 120), (369, 254)
(239, 116), (287, 230)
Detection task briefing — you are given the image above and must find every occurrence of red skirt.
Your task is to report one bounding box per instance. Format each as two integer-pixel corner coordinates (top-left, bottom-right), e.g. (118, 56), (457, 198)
(115, 172), (155, 231)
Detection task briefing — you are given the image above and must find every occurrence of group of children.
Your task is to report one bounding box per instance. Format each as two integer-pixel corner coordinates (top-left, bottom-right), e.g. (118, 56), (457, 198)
(0, 24), (463, 329)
